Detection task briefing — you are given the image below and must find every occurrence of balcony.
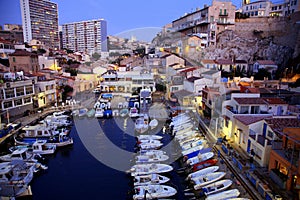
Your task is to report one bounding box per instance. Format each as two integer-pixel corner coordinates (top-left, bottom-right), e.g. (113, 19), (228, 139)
(219, 13), (228, 16)
(249, 130), (272, 147)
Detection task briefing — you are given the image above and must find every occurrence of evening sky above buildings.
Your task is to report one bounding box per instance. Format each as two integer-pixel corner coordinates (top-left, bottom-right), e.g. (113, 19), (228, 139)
(2, 0), (244, 39)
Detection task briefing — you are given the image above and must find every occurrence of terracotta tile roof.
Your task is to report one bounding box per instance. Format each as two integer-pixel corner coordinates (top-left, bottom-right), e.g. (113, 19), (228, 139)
(234, 115), (271, 125)
(263, 98), (287, 105)
(234, 97), (266, 104)
(178, 67), (197, 73)
(235, 60), (247, 64)
(9, 49), (37, 57)
(201, 59), (216, 64)
(265, 118), (300, 134)
(257, 60), (276, 65)
(216, 59), (233, 65)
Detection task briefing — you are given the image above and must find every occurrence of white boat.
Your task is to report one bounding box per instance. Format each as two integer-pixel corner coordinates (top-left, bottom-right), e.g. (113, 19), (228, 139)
(128, 163), (173, 176)
(202, 179), (233, 196)
(138, 149), (166, 155)
(78, 108), (88, 117)
(187, 166), (219, 180)
(129, 107), (139, 118)
(205, 189), (240, 200)
(182, 145), (205, 156)
(135, 115), (149, 134)
(133, 174), (170, 186)
(21, 123), (63, 138)
(120, 108), (129, 117)
(149, 119), (158, 129)
(187, 152), (215, 166)
(181, 139), (207, 151)
(139, 143), (163, 150)
(136, 153), (169, 163)
(173, 122), (193, 131)
(117, 102), (123, 109)
(175, 130), (198, 140)
(112, 109), (119, 117)
(0, 161), (35, 197)
(192, 172), (227, 190)
(44, 112), (72, 127)
(87, 109), (96, 118)
(71, 109), (79, 116)
(0, 148), (43, 163)
(137, 135), (163, 141)
(133, 185), (177, 200)
(227, 198), (250, 200)
(94, 108), (104, 118)
(138, 139), (161, 145)
(31, 140), (56, 155)
(180, 137), (205, 147)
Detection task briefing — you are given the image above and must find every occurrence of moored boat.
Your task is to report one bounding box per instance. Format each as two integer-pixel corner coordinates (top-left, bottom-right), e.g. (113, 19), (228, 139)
(205, 189), (240, 200)
(135, 153), (169, 163)
(128, 163), (173, 176)
(149, 119), (158, 130)
(192, 172), (227, 190)
(87, 109), (95, 118)
(187, 152), (215, 166)
(192, 159), (218, 172)
(202, 179), (233, 196)
(133, 174), (170, 186)
(187, 166), (219, 180)
(133, 184), (177, 200)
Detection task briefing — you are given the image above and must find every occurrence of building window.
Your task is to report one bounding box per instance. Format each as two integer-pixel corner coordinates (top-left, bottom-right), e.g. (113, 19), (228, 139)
(3, 101), (13, 109)
(14, 66), (17, 71)
(220, 9), (222, 14)
(267, 131), (273, 138)
(5, 89), (15, 98)
(25, 86), (33, 94)
(13, 57), (16, 62)
(24, 97), (32, 103)
(16, 87), (25, 96)
(14, 99), (23, 106)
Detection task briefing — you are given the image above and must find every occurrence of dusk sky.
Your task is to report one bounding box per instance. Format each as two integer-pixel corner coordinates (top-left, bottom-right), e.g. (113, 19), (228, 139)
(0, 0), (242, 40)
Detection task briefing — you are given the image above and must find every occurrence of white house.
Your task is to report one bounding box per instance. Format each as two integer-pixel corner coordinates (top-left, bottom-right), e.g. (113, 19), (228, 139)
(253, 60), (278, 74)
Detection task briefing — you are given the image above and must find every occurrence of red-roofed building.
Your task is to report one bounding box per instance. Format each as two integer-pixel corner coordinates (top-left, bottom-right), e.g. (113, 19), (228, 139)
(216, 59), (234, 72)
(253, 60), (278, 74)
(8, 49), (39, 73)
(201, 59), (217, 70)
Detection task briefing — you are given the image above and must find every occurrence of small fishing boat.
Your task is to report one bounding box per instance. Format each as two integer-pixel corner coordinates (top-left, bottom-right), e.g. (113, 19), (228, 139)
(186, 166), (219, 180)
(87, 109), (95, 118)
(149, 119), (158, 130)
(133, 174), (170, 186)
(94, 108), (104, 118)
(71, 109), (79, 117)
(192, 172), (227, 190)
(129, 107), (139, 118)
(0, 148), (44, 163)
(205, 189), (240, 200)
(133, 185), (177, 200)
(187, 152), (215, 166)
(202, 179), (233, 196)
(136, 153), (169, 163)
(137, 135), (163, 141)
(31, 140), (56, 155)
(120, 108), (129, 117)
(0, 161), (35, 197)
(78, 108), (88, 117)
(192, 159), (218, 172)
(128, 163), (173, 176)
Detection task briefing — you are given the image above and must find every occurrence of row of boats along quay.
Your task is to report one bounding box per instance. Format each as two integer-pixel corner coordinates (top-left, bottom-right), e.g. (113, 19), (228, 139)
(0, 89), (258, 200)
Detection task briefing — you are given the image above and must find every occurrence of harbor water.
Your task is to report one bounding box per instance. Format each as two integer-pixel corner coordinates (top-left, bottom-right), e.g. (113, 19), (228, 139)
(29, 116), (188, 200)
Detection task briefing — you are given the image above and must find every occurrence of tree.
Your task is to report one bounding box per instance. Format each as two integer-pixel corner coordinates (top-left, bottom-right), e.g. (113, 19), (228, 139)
(62, 85), (74, 101)
(254, 68), (271, 80)
(92, 52), (101, 60)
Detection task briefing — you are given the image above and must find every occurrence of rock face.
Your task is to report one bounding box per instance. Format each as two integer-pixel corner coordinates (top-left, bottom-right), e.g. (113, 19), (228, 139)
(204, 30), (294, 68)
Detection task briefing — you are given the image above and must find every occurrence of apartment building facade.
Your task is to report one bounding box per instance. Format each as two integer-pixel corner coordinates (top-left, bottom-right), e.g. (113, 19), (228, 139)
(62, 19), (108, 54)
(172, 0), (236, 46)
(20, 0), (59, 49)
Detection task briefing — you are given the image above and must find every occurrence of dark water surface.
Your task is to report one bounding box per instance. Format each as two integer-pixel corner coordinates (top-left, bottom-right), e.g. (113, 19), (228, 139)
(30, 117), (188, 200)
